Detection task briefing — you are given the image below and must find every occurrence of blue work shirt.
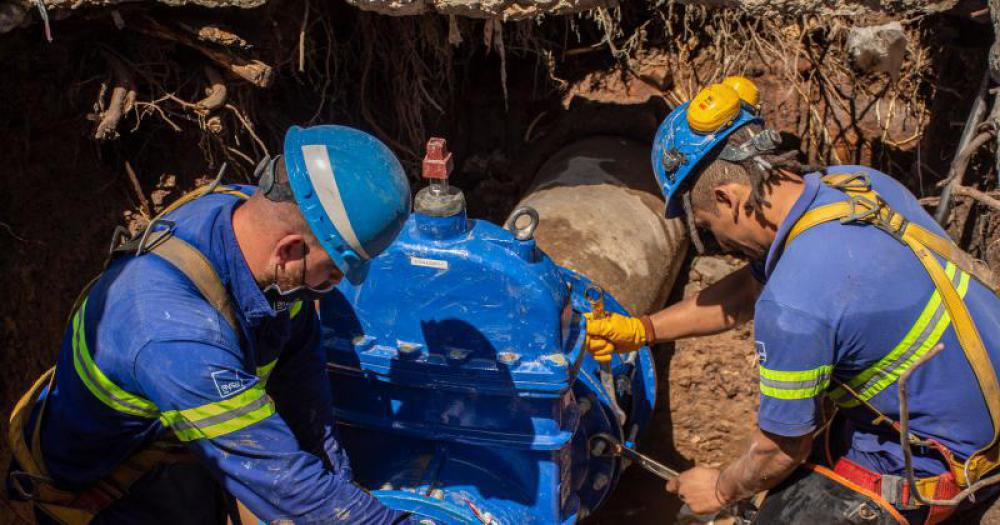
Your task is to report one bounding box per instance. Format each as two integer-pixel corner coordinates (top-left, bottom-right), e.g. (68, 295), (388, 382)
(754, 166), (1000, 478)
(35, 187), (408, 523)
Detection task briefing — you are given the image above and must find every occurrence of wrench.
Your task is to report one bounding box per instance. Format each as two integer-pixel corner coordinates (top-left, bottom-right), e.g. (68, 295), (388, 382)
(584, 284), (626, 426)
(589, 433), (680, 480)
(588, 433), (753, 524)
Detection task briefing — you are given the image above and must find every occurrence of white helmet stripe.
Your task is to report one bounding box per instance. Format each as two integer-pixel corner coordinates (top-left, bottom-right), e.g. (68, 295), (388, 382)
(300, 144), (371, 260)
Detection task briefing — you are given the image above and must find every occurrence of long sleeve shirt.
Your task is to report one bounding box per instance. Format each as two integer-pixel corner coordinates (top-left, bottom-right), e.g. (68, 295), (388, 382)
(37, 186), (409, 523)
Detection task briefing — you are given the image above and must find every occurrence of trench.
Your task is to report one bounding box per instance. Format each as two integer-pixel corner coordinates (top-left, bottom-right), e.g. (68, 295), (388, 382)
(0, 1), (996, 523)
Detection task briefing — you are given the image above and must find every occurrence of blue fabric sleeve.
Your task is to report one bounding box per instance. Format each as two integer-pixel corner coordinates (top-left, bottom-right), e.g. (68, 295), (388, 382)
(269, 305), (352, 478)
(754, 299), (835, 437)
(134, 340), (410, 524)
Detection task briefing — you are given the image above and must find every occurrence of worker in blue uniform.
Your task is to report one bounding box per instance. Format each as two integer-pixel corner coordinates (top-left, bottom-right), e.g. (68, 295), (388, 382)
(584, 77), (1000, 523)
(7, 125), (418, 524)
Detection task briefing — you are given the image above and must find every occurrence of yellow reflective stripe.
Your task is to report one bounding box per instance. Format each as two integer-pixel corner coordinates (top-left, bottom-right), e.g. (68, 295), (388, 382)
(759, 365), (833, 400)
(161, 382), (267, 423)
(759, 365), (832, 382)
(832, 264), (957, 396)
(159, 383), (274, 441)
(830, 264), (970, 408)
(256, 359), (277, 383)
(71, 299), (159, 418)
(289, 300), (304, 319)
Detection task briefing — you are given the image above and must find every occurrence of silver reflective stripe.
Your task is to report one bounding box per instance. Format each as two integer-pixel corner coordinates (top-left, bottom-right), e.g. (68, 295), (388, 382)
(759, 373), (831, 391)
(848, 267), (962, 396)
(168, 393), (271, 433)
(300, 144), (370, 260)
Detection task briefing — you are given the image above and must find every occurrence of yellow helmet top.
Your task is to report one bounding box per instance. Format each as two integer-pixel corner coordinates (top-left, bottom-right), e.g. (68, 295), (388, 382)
(722, 76), (760, 108)
(686, 83), (742, 134)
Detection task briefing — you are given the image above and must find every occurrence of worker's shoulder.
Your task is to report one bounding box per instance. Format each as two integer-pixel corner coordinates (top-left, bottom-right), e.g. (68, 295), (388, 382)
(765, 167), (936, 324)
(101, 253), (238, 350)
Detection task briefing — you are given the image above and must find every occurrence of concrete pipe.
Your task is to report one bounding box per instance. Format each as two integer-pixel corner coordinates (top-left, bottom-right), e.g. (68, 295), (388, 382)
(511, 135), (689, 315)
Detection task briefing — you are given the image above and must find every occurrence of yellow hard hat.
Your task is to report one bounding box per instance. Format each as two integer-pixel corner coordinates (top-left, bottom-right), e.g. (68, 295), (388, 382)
(722, 76), (759, 108)
(686, 83), (742, 133)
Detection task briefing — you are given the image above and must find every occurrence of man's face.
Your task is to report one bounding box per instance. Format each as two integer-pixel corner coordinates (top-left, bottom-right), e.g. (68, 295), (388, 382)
(691, 190), (770, 261)
(272, 237), (343, 292)
(302, 238), (343, 290)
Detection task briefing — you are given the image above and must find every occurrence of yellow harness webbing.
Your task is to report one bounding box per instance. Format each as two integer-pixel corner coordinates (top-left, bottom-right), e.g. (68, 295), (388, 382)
(7, 185), (250, 524)
(8, 369), (196, 525)
(786, 172), (1000, 487)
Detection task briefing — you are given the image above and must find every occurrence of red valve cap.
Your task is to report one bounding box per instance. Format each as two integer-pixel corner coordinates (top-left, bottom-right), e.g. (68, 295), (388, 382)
(422, 137), (453, 180)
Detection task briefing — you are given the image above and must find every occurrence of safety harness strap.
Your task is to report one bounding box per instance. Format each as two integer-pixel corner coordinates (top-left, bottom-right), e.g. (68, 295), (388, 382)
(833, 456), (961, 523)
(6, 186), (249, 524)
(8, 368), (198, 525)
(786, 172), (1000, 487)
(158, 185), (250, 218)
(143, 231), (240, 334)
(907, 223), (998, 294)
(787, 174), (998, 293)
(8, 370), (70, 501)
(907, 236), (1000, 485)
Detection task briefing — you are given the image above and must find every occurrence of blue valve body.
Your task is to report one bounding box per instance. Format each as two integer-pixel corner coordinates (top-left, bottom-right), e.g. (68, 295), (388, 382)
(320, 206), (656, 524)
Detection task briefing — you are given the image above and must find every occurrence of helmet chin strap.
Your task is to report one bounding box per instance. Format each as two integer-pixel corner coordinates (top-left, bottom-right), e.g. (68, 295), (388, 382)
(262, 279), (334, 312)
(261, 252), (335, 312)
(682, 192), (706, 255)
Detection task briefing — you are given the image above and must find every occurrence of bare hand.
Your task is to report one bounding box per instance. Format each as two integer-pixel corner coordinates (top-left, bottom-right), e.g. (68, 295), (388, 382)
(665, 466), (725, 516)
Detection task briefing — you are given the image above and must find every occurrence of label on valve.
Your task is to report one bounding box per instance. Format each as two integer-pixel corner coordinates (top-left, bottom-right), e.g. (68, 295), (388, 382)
(409, 256), (449, 270)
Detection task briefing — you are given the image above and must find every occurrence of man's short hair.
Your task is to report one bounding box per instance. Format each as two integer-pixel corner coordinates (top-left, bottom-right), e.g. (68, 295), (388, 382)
(687, 123), (782, 217)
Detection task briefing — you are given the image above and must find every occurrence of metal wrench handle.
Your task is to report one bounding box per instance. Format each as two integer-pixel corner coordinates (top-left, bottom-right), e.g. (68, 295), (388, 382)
(589, 434), (725, 524)
(616, 441), (681, 480)
(589, 433), (679, 480)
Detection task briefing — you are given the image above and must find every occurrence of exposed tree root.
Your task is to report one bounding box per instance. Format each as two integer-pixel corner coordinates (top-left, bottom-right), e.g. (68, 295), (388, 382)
(195, 65), (228, 113)
(123, 160), (151, 219)
(131, 16), (273, 88)
(955, 184), (1000, 214)
(93, 51), (136, 140)
(180, 21), (252, 51)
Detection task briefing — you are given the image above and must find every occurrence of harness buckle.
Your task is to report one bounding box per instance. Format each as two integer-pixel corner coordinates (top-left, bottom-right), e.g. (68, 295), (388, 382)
(107, 225), (133, 256)
(135, 218), (176, 256)
(840, 195), (909, 244)
(8, 470), (52, 501)
(827, 172), (872, 193)
(872, 206), (909, 244)
(881, 474), (919, 510)
(839, 195), (881, 224)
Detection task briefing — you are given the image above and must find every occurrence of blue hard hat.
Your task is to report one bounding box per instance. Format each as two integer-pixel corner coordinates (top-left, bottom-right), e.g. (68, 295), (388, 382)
(283, 125), (411, 285)
(651, 102), (763, 218)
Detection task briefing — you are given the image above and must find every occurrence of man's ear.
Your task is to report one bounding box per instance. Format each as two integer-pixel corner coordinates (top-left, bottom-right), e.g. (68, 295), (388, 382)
(713, 184), (743, 223)
(272, 234), (307, 267)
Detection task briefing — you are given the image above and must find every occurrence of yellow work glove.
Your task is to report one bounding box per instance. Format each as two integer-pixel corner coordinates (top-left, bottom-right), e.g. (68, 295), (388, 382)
(584, 312), (651, 363)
